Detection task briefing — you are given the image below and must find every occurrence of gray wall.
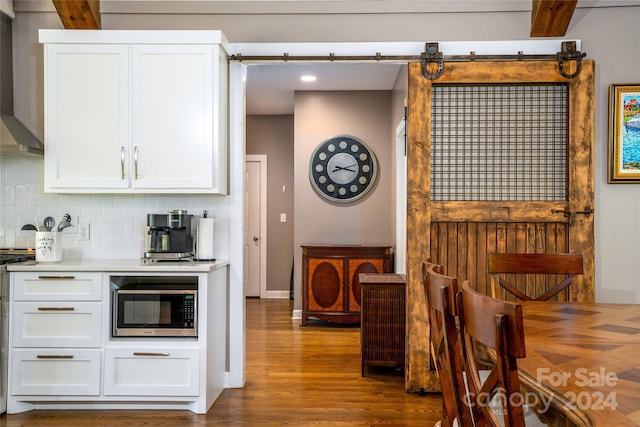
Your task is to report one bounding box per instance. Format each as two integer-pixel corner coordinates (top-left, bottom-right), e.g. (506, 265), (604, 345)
(248, 91), (395, 301)
(293, 90), (393, 306)
(246, 115), (295, 295)
(7, 2), (640, 304)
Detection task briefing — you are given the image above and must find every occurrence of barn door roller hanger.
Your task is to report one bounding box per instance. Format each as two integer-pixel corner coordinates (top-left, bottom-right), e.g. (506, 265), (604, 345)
(421, 41), (586, 80)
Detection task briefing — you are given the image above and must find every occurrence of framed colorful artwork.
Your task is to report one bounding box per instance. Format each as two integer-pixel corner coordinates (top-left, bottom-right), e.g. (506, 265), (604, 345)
(609, 83), (640, 183)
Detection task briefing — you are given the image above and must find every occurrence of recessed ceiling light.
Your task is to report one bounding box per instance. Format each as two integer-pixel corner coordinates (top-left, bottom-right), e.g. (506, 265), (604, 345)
(301, 75), (317, 82)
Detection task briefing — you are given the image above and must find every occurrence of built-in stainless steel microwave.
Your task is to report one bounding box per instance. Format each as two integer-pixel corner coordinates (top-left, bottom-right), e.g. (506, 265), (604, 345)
(112, 276), (197, 337)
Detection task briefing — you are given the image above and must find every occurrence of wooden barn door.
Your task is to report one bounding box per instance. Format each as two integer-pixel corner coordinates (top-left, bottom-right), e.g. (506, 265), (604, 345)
(404, 60), (595, 392)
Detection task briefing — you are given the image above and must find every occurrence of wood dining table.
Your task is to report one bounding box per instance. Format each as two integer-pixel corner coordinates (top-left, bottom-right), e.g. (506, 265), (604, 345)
(518, 302), (640, 426)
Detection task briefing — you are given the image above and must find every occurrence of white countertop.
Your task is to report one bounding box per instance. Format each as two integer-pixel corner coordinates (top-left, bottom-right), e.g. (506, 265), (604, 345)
(7, 258), (229, 273)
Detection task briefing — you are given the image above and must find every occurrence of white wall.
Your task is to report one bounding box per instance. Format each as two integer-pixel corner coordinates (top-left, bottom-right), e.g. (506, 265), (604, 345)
(574, 7), (640, 303)
(0, 156), (230, 260)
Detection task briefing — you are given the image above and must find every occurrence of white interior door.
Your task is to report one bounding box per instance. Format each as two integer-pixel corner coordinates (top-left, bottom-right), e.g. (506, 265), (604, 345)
(244, 156), (267, 297)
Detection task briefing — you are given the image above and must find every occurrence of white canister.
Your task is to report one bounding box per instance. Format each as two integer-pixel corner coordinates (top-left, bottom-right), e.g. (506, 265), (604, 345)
(35, 231), (62, 262)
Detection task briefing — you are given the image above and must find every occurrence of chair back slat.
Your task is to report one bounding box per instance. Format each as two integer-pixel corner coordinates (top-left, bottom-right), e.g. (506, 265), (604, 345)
(488, 253), (583, 301)
(488, 253), (583, 275)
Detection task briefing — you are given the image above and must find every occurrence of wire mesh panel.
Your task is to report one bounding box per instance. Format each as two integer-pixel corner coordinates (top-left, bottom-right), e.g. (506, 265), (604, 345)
(431, 84), (568, 201)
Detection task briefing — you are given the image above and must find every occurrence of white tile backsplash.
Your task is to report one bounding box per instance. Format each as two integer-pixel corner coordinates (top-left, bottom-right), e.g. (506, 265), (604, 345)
(0, 156), (230, 259)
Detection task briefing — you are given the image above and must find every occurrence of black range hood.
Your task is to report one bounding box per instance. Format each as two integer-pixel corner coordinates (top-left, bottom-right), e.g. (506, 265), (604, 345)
(0, 12), (43, 157)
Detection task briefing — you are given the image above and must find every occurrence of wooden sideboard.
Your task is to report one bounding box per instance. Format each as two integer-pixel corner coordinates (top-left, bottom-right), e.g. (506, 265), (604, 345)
(359, 273), (406, 376)
(301, 245), (392, 326)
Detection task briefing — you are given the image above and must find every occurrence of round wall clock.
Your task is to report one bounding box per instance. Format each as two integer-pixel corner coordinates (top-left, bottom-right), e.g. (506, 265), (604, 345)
(309, 135), (378, 203)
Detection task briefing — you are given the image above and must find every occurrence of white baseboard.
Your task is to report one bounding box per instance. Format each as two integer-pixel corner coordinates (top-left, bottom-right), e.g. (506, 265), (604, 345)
(292, 309), (302, 320)
(264, 290), (291, 299)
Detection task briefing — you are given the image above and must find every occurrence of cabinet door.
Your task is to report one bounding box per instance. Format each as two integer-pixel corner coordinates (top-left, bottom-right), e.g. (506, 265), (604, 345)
(131, 45), (213, 190)
(103, 347), (200, 396)
(44, 44), (130, 191)
(11, 349), (101, 396)
(306, 257), (345, 313)
(12, 302), (103, 348)
(347, 257), (387, 312)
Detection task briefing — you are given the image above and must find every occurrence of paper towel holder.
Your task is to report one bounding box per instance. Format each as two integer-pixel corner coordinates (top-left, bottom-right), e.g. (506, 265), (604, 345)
(195, 210), (216, 261)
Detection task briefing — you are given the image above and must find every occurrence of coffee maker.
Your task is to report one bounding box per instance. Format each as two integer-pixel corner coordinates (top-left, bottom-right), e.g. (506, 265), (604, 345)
(144, 209), (194, 261)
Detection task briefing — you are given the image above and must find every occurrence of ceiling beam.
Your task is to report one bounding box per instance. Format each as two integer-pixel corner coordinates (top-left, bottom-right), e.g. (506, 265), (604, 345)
(52, 0), (101, 29)
(530, 0), (577, 37)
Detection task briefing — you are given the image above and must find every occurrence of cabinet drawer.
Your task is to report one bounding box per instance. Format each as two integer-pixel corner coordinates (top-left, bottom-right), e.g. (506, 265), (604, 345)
(11, 349), (101, 396)
(12, 273), (102, 301)
(12, 302), (102, 347)
(104, 347), (200, 396)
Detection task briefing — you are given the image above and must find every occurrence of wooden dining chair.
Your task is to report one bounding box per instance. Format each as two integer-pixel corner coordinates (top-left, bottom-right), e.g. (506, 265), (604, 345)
(422, 262), (474, 427)
(487, 253), (583, 302)
(456, 280), (549, 427)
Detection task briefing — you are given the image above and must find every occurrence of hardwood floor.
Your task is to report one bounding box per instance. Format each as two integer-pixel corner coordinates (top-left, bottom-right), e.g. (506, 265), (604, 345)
(1, 299), (443, 426)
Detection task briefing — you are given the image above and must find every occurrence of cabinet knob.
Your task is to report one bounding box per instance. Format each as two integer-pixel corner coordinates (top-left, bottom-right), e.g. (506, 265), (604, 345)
(253, 236), (259, 242)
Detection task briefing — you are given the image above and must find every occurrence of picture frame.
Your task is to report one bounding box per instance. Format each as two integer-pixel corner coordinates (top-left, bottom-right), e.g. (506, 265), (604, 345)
(608, 83), (640, 183)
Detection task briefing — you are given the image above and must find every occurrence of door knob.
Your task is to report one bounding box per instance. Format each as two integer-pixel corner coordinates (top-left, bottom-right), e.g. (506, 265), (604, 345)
(253, 236), (259, 242)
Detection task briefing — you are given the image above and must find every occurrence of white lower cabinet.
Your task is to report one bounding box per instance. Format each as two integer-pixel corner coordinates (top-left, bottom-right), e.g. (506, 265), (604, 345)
(9, 273), (103, 400)
(11, 349), (102, 396)
(8, 267), (228, 414)
(104, 347), (200, 396)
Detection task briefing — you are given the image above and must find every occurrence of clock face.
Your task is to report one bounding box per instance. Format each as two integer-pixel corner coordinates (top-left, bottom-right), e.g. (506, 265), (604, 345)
(309, 136), (378, 203)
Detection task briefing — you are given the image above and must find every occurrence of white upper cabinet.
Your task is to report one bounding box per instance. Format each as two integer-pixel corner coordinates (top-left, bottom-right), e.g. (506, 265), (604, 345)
(44, 44), (130, 190)
(40, 31), (229, 194)
(131, 45), (213, 189)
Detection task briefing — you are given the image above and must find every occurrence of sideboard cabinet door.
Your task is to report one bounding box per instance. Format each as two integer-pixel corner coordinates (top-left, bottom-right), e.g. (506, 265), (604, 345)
(301, 245), (392, 326)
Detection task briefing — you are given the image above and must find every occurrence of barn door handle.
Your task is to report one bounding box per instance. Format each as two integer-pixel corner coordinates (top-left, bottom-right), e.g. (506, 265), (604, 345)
(551, 206), (593, 227)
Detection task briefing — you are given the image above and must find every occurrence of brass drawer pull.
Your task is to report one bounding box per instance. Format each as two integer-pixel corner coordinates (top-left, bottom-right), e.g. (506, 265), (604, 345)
(37, 275), (76, 280)
(133, 352), (170, 357)
(36, 355), (74, 359)
(37, 307), (75, 311)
